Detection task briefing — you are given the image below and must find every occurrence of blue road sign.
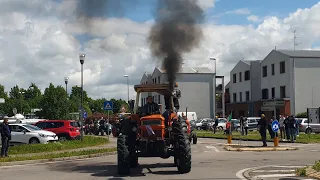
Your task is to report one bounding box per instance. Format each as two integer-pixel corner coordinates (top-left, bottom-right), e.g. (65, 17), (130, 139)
(104, 101), (113, 110)
(83, 111), (87, 118)
(272, 120), (279, 132)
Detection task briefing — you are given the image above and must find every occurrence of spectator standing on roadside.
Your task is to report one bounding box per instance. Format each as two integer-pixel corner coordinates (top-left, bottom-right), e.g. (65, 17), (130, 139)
(1, 116), (11, 157)
(288, 115), (296, 143)
(284, 115), (290, 141)
(213, 116), (219, 134)
(258, 114), (268, 147)
(279, 115), (286, 140)
(267, 117), (274, 138)
(239, 116), (244, 135)
(295, 117), (300, 137)
(243, 117), (248, 135)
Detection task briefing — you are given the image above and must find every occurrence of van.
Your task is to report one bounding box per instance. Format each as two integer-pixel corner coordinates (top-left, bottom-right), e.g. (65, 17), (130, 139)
(177, 112), (198, 121)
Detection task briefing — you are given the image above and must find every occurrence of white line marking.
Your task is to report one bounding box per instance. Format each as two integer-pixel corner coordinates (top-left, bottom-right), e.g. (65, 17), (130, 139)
(253, 173), (296, 178)
(205, 145), (220, 152)
(272, 165), (305, 168)
(236, 167), (253, 180)
(252, 169), (295, 173)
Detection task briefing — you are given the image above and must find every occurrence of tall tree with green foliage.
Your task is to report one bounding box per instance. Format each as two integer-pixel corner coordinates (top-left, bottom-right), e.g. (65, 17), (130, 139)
(0, 84), (8, 114)
(39, 83), (68, 119)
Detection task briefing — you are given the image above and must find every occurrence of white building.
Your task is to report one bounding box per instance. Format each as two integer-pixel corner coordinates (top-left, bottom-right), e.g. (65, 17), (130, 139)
(139, 66), (216, 119)
(226, 49), (320, 119)
(226, 60), (261, 117)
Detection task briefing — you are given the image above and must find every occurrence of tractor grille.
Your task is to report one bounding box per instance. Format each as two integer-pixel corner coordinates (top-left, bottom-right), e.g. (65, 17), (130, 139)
(141, 129), (162, 137)
(141, 120), (162, 126)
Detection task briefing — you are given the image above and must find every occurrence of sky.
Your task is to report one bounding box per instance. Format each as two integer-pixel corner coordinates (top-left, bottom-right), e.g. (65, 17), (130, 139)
(1, 0), (320, 101)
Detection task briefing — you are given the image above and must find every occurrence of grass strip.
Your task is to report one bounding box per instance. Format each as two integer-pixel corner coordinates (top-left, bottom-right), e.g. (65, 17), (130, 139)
(9, 136), (108, 155)
(0, 147), (116, 163)
(195, 130), (320, 143)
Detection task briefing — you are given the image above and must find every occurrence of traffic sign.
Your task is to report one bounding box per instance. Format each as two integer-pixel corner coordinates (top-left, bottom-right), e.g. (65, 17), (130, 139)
(271, 120), (279, 132)
(104, 101), (113, 110)
(83, 112), (87, 118)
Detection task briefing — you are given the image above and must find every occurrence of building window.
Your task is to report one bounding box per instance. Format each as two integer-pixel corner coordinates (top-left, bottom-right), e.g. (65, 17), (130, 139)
(280, 86), (286, 98)
(271, 87), (275, 99)
(280, 61), (285, 74)
(244, 70), (250, 81)
(262, 89), (269, 99)
(233, 93), (237, 102)
(262, 66), (267, 77)
(155, 78), (157, 84)
(158, 76), (160, 84)
(239, 72), (242, 82)
(239, 92), (242, 102)
(141, 98), (143, 106)
(271, 64), (275, 75)
(158, 95), (161, 104)
(245, 91), (250, 101)
(233, 74), (237, 83)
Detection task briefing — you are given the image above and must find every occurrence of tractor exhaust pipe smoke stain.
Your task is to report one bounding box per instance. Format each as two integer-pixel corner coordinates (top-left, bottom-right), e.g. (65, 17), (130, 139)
(148, 0), (204, 90)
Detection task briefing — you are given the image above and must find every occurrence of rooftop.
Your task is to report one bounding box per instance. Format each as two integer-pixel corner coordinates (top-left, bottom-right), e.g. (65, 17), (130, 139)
(277, 49), (320, 58)
(158, 66), (215, 74)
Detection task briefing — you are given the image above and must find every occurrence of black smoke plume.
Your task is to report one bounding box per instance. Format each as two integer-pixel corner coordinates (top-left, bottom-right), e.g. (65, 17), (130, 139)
(148, 0), (204, 90)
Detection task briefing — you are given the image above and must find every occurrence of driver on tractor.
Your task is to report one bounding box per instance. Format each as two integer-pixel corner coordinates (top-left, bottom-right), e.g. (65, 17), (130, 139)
(142, 95), (160, 116)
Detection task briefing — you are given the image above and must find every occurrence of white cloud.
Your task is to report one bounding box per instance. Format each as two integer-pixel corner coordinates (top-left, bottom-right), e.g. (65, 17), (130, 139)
(226, 8), (251, 15)
(197, 0), (216, 10)
(247, 15), (262, 22)
(1, 1), (320, 101)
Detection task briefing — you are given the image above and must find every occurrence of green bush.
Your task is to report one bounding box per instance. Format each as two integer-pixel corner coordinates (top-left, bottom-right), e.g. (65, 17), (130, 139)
(312, 160), (320, 171)
(9, 136), (107, 155)
(296, 112), (307, 118)
(296, 167), (307, 176)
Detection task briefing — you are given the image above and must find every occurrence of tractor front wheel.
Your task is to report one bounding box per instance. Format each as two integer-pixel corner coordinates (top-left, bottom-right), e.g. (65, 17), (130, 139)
(193, 134), (198, 144)
(117, 134), (131, 175)
(173, 120), (192, 174)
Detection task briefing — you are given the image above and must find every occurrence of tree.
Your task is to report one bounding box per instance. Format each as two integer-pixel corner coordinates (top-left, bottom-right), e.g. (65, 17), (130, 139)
(0, 84), (8, 114)
(39, 83), (68, 119)
(25, 83), (42, 110)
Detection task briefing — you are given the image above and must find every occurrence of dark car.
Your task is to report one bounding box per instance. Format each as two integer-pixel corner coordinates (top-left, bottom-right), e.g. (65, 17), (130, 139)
(201, 118), (214, 130)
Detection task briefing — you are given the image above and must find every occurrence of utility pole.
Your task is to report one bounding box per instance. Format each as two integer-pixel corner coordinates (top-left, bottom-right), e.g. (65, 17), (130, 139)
(293, 30), (300, 51)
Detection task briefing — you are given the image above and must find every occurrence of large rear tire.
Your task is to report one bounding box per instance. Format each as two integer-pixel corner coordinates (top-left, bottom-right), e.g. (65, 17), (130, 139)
(172, 120), (192, 174)
(117, 134), (130, 175)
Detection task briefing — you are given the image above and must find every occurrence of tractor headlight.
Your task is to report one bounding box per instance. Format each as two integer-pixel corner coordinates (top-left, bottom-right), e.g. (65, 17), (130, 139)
(132, 126), (137, 132)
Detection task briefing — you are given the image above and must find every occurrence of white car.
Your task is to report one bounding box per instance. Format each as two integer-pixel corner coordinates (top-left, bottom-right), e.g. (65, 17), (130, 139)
(217, 118), (227, 130)
(7, 124), (58, 144)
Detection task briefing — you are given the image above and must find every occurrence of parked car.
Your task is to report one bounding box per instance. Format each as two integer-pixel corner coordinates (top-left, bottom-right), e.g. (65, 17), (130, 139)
(298, 118), (320, 134)
(217, 118), (227, 130)
(201, 118), (214, 130)
(231, 119), (240, 131)
(195, 118), (210, 130)
(6, 124), (58, 144)
(34, 120), (80, 141)
(246, 117), (261, 130)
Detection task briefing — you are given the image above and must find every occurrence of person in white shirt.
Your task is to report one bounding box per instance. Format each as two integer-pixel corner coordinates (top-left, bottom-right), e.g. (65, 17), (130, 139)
(279, 115), (286, 140)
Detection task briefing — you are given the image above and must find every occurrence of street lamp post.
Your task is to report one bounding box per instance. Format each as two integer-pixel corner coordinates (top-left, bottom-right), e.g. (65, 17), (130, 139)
(64, 77), (69, 97)
(20, 91), (25, 114)
(79, 53), (85, 141)
(210, 57), (217, 119)
(64, 77), (69, 119)
(124, 75), (129, 103)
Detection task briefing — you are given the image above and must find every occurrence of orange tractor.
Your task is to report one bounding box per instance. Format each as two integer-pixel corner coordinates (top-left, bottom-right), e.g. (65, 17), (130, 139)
(117, 84), (192, 175)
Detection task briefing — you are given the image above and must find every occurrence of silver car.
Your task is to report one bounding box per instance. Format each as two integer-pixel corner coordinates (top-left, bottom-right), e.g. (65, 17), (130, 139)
(298, 118), (320, 134)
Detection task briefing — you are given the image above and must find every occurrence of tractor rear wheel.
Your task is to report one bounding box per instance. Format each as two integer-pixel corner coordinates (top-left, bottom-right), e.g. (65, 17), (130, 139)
(193, 134), (198, 144)
(173, 120), (192, 174)
(117, 134), (130, 175)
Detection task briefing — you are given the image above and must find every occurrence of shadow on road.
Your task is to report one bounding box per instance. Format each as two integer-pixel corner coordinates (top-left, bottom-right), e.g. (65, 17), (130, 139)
(49, 161), (180, 178)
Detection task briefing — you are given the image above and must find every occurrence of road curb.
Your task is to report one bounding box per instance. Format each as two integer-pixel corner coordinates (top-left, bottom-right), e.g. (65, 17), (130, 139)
(0, 151), (117, 167)
(223, 145), (298, 151)
(197, 135), (309, 144)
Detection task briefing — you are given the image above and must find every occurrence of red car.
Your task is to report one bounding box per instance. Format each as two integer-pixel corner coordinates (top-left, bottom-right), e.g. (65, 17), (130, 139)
(34, 120), (80, 141)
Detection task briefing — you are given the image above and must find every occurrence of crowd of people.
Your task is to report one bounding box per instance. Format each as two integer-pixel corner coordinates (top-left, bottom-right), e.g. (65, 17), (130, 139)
(256, 114), (301, 147)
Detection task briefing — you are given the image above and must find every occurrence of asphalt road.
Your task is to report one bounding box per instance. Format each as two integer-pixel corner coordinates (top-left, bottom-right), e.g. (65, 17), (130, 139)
(0, 138), (319, 180)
